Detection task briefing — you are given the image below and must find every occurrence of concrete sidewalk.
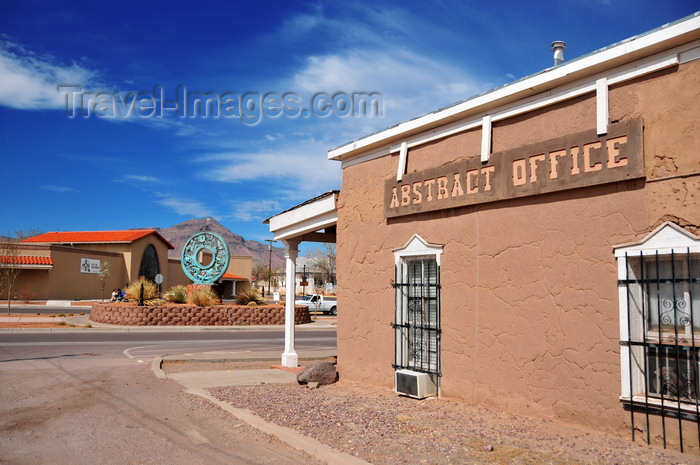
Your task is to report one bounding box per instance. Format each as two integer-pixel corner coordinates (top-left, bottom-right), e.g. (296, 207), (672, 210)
(152, 349), (336, 387)
(152, 350), (370, 465)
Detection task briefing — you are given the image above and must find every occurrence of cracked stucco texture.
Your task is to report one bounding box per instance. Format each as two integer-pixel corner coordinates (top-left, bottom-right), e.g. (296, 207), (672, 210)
(336, 58), (699, 435)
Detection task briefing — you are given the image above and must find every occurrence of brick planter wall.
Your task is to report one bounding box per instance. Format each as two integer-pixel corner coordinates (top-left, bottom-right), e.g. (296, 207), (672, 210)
(90, 303), (312, 326)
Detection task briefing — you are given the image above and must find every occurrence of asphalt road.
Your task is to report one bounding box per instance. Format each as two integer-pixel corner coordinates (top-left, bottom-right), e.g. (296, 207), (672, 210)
(0, 328), (337, 359)
(0, 328), (335, 464)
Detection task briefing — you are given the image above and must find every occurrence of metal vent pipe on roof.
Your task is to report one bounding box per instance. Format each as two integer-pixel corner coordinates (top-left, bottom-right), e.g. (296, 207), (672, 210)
(551, 41), (566, 66)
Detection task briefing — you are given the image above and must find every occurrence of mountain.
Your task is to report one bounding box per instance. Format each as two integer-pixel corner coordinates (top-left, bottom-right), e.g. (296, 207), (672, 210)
(157, 217), (285, 269)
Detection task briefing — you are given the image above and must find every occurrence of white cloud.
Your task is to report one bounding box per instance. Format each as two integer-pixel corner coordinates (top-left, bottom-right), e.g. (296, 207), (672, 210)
(291, 48), (486, 125)
(40, 185), (75, 193)
(0, 41), (101, 110)
(0, 40), (201, 138)
(153, 192), (214, 218)
(123, 174), (161, 183)
(198, 139), (341, 201)
(231, 199), (283, 222)
(192, 45), (487, 206)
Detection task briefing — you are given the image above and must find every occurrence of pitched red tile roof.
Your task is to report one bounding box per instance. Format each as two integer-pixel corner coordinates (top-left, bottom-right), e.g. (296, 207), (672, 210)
(222, 272), (247, 280)
(0, 255), (53, 266)
(22, 230), (175, 249)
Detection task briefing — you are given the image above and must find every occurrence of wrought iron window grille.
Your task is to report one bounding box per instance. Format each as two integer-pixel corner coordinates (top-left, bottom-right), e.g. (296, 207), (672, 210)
(619, 248), (700, 452)
(393, 259), (442, 382)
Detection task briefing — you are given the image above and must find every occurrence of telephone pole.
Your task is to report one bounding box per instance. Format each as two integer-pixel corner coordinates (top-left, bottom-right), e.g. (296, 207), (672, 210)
(265, 239), (277, 297)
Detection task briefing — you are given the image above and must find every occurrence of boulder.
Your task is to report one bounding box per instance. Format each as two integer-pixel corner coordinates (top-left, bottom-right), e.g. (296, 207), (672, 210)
(296, 361), (338, 386)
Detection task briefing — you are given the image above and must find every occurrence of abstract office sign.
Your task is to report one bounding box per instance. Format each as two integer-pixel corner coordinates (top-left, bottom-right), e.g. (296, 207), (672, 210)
(181, 231), (230, 284)
(385, 118), (644, 218)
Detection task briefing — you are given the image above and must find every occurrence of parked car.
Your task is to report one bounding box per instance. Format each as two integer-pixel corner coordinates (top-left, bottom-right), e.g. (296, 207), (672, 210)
(295, 294), (337, 315)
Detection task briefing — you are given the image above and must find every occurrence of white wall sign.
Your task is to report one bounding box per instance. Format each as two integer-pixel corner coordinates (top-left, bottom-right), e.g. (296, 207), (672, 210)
(80, 258), (100, 274)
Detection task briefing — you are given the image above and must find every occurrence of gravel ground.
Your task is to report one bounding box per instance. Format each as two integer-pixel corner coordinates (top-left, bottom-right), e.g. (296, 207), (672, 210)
(207, 376), (697, 465)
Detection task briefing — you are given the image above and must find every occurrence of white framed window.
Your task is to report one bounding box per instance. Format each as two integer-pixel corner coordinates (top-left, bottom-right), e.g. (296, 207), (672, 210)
(644, 255), (700, 340)
(393, 235), (443, 378)
(614, 222), (700, 449)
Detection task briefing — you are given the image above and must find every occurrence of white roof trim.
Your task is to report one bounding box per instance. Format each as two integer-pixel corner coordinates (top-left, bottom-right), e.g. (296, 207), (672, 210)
(267, 194), (338, 242)
(18, 264), (53, 270)
(613, 222), (700, 257)
(329, 14), (700, 162)
(393, 234), (444, 266)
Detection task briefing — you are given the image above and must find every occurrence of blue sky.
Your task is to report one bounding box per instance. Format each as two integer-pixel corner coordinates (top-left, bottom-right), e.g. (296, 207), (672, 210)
(1, 1), (697, 247)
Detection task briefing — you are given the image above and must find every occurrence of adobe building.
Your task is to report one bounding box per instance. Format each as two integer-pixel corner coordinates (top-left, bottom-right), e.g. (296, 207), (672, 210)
(1, 230), (251, 301)
(267, 14), (700, 451)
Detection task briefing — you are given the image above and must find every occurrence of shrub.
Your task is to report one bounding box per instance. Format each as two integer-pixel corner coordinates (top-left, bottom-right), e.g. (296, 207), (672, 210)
(125, 277), (161, 305)
(187, 286), (220, 307)
(18, 286), (34, 303)
(236, 288), (266, 305)
(165, 285), (187, 303)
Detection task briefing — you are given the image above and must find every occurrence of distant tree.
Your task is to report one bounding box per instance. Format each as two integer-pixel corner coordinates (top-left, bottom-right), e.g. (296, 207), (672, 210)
(98, 262), (111, 302)
(252, 263), (268, 282)
(307, 244), (336, 287)
(14, 229), (44, 240)
(0, 238), (22, 315)
(252, 263), (282, 292)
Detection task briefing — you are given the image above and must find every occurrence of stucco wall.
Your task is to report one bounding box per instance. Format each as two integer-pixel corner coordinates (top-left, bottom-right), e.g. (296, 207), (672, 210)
(7, 245), (127, 301)
(336, 58), (699, 434)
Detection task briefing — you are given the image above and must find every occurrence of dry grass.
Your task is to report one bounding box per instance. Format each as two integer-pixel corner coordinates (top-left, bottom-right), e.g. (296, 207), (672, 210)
(0, 322), (70, 328)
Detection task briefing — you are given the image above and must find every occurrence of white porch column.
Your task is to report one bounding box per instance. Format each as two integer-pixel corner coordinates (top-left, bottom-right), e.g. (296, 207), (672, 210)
(281, 239), (300, 367)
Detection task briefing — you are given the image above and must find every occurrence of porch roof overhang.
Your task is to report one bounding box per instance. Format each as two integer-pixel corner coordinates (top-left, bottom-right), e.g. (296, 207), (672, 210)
(222, 272), (248, 281)
(0, 255), (54, 270)
(263, 191), (339, 369)
(263, 191), (339, 244)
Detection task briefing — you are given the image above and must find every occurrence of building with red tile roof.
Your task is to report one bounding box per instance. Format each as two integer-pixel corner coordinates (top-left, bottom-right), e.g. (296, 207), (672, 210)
(0, 255), (54, 268)
(22, 230), (175, 248)
(0, 229), (251, 301)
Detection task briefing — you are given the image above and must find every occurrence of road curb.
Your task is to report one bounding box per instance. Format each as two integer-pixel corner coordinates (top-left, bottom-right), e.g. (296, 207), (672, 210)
(186, 387), (372, 465)
(151, 356), (167, 379)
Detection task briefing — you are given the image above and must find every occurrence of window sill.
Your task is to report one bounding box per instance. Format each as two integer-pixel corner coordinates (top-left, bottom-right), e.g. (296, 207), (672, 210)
(621, 395), (700, 417)
(643, 335), (700, 347)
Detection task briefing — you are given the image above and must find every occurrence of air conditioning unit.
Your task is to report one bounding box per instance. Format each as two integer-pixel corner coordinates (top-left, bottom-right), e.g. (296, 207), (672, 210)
(395, 369), (437, 399)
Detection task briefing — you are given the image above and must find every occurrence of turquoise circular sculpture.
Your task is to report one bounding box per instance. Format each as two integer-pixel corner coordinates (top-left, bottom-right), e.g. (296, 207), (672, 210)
(181, 231), (230, 284)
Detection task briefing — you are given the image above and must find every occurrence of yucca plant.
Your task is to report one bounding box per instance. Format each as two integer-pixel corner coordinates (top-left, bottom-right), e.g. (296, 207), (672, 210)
(236, 288), (266, 305)
(125, 277), (161, 305)
(165, 284), (187, 303)
(187, 286), (221, 307)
